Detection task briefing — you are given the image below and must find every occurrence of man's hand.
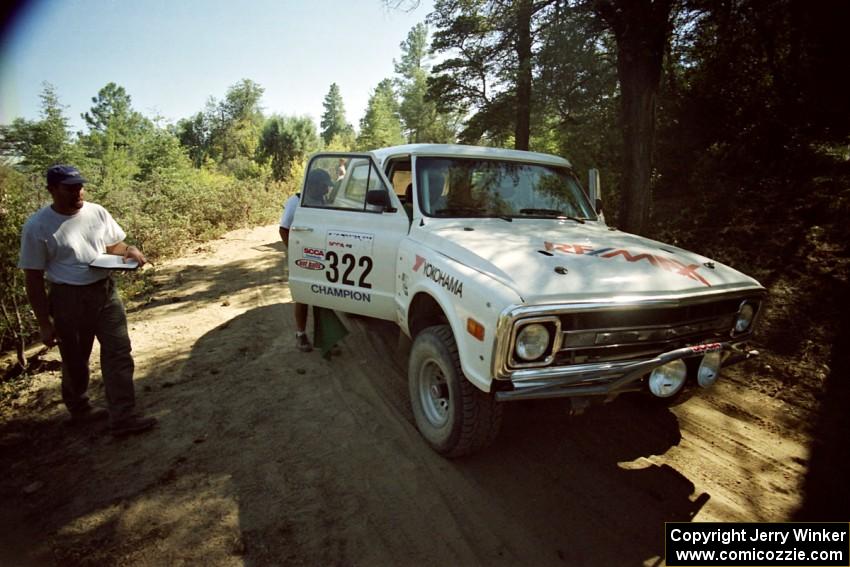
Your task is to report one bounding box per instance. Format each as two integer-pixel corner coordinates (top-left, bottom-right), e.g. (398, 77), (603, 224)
(39, 321), (58, 347)
(123, 245), (146, 267)
(107, 242), (146, 266)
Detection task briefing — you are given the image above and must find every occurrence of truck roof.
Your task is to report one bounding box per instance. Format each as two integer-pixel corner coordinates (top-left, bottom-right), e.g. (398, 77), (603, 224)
(369, 144), (573, 169)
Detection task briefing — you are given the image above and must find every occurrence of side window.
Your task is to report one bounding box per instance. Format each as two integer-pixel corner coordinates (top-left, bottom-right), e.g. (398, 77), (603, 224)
(304, 156), (391, 212)
(386, 159), (412, 199)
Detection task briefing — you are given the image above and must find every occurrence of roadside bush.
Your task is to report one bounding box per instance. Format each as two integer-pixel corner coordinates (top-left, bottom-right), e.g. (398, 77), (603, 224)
(0, 160), (297, 368)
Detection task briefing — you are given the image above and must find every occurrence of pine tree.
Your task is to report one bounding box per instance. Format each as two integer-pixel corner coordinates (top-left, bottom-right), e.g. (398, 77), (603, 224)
(320, 83), (354, 146)
(395, 24), (457, 143)
(356, 79), (405, 150)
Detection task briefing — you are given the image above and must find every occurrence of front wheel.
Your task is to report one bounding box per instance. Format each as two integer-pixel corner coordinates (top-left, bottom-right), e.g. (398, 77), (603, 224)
(408, 325), (503, 457)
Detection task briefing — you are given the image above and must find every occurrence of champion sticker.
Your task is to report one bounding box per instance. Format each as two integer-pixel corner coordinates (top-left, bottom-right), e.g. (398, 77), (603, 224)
(310, 283), (371, 303)
(296, 259), (325, 270)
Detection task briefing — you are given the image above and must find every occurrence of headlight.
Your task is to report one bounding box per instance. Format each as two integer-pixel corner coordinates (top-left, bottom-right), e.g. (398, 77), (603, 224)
(734, 302), (756, 334)
(515, 323), (550, 361)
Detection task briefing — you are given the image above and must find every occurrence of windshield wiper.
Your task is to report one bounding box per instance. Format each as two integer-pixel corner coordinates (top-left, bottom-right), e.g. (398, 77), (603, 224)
(435, 206), (481, 216)
(435, 207), (512, 221)
(518, 208), (585, 224)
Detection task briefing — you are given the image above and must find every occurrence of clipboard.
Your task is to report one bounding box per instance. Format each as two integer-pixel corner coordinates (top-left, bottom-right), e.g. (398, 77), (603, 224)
(89, 254), (139, 270)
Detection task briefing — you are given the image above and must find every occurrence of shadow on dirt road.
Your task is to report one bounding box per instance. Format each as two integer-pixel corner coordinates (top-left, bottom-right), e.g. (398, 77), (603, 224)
(0, 230), (709, 566)
(126, 308), (705, 566)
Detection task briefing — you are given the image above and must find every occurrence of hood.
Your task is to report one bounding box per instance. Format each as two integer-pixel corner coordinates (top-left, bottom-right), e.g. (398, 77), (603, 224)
(414, 218), (763, 304)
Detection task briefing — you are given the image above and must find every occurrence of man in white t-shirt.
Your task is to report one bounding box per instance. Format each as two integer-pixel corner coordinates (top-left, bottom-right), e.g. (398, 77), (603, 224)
(18, 165), (157, 436)
(279, 169), (333, 352)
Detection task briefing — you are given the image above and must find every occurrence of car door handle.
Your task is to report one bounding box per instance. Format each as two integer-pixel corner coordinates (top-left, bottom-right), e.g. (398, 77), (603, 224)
(290, 226), (313, 232)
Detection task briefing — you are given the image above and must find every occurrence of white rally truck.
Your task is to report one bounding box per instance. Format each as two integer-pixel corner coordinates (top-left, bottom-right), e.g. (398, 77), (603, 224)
(288, 144), (764, 457)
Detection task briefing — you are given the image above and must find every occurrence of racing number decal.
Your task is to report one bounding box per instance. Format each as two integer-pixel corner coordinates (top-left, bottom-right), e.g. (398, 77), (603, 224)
(325, 252), (373, 289)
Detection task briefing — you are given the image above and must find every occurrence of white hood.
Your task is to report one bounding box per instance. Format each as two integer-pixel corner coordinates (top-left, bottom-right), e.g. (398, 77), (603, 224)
(415, 219), (763, 304)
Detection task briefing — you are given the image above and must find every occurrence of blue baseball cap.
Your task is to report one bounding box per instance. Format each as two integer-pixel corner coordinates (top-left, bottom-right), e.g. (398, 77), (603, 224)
(47, 164), (87, 186)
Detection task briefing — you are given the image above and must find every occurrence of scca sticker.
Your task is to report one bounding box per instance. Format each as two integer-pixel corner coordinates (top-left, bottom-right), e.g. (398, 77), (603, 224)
(296, 258), (325, 270)
(543, 241), (712, 287)
(303, 248), (325, 260)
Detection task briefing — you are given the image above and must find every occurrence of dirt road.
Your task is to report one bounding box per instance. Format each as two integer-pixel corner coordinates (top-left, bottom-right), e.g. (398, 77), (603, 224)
(0, 225), (812, 566)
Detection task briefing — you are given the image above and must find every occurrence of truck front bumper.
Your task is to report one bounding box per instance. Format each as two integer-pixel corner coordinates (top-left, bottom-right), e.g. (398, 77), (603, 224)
(494, 341), (758, 402)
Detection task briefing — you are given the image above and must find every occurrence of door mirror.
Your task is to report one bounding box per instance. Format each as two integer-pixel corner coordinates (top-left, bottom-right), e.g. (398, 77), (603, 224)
(365, 189), (391, 211)
(587, 168), (601, 204)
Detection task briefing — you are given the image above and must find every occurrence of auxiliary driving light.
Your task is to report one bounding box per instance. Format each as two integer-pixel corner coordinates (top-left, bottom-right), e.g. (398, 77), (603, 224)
(515, 323), (550, 361)
(697, 351), (722, 388)
(648, 360), (687, 398)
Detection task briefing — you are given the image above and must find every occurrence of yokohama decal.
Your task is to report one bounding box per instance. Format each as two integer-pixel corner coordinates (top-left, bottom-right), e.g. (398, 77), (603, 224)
(543, 242), (712, 287)
(413, 255), (463, 297)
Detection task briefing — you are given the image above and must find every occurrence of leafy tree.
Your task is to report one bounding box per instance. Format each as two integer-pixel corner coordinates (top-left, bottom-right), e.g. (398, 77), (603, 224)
(394, 23), (458, 143)
(0, 166), (42, 369)
(320, 83), (354, 146)
(175, 80), (266, 174)
(257, 115), (320, 181)
(78, 82), (154, 190)
(136, 122), (191, 182)
(209, 79), (265, 168)
(176, 104), (215, 168)
(428, 0), (555, 149)
(0, 82), (74, 172)
(592, 0), (676, 234)
(357, 79), (405, 150)
(534, 1), (620, 206)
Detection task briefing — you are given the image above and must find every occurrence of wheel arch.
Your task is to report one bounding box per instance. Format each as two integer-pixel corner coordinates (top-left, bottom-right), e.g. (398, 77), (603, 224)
(407, 291), (450, 339)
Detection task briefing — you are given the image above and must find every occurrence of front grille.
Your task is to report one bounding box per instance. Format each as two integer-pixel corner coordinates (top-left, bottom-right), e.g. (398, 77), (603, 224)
(552, 298), (748, 365)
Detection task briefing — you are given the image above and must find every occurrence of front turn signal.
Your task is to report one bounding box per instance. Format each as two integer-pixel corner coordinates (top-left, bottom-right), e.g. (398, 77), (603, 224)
(467, 318), (485, 341)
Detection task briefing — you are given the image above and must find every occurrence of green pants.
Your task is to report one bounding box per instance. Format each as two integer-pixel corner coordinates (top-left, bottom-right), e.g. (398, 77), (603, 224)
(49, 277), (135, 423)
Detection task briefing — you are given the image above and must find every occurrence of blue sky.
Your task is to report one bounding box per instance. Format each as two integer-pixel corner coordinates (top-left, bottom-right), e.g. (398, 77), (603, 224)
(0, 0), (434, 132)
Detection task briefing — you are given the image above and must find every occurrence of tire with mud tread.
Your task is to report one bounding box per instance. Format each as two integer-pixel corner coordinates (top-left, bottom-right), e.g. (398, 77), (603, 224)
(408, 325), (503, 457)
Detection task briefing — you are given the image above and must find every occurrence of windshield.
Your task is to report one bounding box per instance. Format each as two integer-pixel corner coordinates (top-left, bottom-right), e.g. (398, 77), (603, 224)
(415, 157), (596, 220)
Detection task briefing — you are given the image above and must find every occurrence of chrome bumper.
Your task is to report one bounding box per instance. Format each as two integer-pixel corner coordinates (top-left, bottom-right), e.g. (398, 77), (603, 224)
(494, 341), (758, 402)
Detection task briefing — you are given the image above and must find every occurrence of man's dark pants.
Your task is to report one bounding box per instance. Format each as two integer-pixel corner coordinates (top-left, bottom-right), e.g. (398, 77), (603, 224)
(49, 277), (135, 423)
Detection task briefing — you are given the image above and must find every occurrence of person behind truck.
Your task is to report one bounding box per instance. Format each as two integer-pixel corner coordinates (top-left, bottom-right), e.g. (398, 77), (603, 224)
(279, 169), (334, 351)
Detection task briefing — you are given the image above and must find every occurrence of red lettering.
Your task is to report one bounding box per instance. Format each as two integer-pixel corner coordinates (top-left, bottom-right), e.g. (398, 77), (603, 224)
(601, 249), (659, 266)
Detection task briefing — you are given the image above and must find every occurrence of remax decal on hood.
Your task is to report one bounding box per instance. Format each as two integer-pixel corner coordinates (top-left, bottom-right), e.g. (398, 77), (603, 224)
(413, 255), (464, 297)
(543, 241), (712, 287)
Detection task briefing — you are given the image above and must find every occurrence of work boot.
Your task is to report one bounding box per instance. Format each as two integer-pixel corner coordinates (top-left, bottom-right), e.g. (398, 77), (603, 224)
(110, 415), (158, 437)
(296, 333), (312, 352)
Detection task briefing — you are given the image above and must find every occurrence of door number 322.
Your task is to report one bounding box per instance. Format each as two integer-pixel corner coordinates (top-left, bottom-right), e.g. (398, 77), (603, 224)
(325, 252), (373, 289)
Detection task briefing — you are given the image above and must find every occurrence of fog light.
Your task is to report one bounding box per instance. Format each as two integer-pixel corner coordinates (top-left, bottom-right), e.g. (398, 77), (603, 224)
(648, 360), (687, 398)
(697, 351), (722, 388)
